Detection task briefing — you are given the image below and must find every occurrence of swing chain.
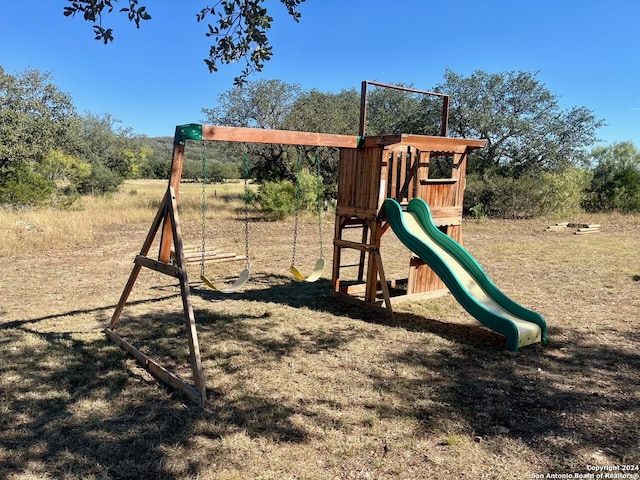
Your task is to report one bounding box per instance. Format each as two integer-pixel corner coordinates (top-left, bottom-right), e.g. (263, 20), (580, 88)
(291, 146), (302, 268)
(200, 141), (208, 277)
(292, 146), (325, 266)
(316, 151), (324, 259)
(243, 147), (251, 270)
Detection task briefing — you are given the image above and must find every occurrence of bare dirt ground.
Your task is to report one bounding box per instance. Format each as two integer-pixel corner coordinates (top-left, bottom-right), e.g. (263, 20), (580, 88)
(1, 188), (639, 479)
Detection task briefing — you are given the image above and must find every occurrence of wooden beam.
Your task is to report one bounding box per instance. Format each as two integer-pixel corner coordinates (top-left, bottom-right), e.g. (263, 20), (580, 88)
(333, 238), (379, 252)
(160, 146), (187, 264)
(201, 125), (360, 148)
(105, 329), (203, 405)
(362, 134), (486, 152)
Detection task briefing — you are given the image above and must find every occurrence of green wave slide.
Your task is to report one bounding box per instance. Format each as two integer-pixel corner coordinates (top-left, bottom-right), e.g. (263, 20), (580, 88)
(383, 198), (547, 351)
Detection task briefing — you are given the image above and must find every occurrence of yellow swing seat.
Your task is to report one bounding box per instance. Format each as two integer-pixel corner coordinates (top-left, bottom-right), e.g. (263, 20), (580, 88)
(290, 258), (325, 283)
(201, 268), (250, 294)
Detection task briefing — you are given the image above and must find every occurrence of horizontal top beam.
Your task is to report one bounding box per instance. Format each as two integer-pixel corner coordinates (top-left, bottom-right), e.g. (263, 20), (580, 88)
(175, 124), (486, 153)
(201, 125), (360, 148)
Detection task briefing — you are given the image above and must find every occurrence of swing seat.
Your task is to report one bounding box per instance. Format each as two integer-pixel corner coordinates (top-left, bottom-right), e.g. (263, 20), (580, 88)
(201, 268), (250, 294)
(290, 258), (325, 282)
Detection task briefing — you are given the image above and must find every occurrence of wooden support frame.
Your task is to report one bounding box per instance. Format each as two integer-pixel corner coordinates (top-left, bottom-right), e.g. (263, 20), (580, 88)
(108, 187), (206, 405)
(109, 123), (362, 404)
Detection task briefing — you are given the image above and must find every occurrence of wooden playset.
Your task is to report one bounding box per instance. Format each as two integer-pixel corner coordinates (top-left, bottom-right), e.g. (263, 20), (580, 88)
(107, 82), (489, 404)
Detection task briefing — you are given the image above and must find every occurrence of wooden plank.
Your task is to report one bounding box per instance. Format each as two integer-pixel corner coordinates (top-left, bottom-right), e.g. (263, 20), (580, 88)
(387, 288), (449, 305)
(405, 148), (417, 202)
(373, 249), (394, 318)
(340, 282), (368, 295)
(363, 134), (486, 152)
(388, 150), (398, 201)
(569, 223), (601, 229)
(173, 245), (207, 254)
(167, 189), (207, 399)
(161, 149), (186, 263)
(105, 329), (203, 405)
(335, 206), (378, 220)
(135, 255), (182, 278)
(181, 251), (238, 261)
(337, 148), (358, 207)
(333, 238), (378, 251)
(365, 147), (383, 210)
(187, 254), (246, 264)
(201, 125), (359, 148)
(430, 206), (463, 216)
(420, 178), (458, 184)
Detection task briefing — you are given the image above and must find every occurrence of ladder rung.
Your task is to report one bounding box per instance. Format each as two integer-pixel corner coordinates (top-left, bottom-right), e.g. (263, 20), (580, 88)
(342, 223), (366, 229)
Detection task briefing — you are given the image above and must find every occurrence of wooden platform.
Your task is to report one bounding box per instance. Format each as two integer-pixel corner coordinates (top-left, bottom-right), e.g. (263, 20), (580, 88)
(546, 222), (601, 234)
(170, 247), (246, 265)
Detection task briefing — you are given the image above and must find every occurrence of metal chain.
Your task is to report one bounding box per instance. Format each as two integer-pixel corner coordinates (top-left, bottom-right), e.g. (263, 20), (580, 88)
(291, 146), (302, 267)
(243, 147), (250, 270)
(316, 151), (324, 259)
(200, 141), (207, 277)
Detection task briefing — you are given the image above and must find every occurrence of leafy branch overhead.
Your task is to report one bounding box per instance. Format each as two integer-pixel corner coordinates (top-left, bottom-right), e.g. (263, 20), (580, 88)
(63, 0), (151, 44)
(63, 0), (306, 85)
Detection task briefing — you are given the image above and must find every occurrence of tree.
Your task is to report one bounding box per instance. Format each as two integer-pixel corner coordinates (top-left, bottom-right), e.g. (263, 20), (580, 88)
(203, 78), (301, 129)
(0, 67), (81, 206)
(584, 142), (640, 212)
(283, 88), (360, 196)
(63, 0), (306, 85)
(203, 79), (303, 182)
(0, 67), (79, 171)
(362, 84), (444, 137)
(72, 114), (151, 194)
(437, 69), (605, 177)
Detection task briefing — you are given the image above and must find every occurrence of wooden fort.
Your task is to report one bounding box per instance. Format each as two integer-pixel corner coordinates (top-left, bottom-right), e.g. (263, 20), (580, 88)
(331, 132), (485, 312)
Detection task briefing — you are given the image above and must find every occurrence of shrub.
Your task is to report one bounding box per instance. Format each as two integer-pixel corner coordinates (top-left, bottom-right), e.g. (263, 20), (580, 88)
(258, 180), (296, 220)
(583, 142), (640, 213)
(78, 162), (123, 195)
(0, 164), (53, 207)
(465, 167), (590, 218)
(257, 168), (324, 220)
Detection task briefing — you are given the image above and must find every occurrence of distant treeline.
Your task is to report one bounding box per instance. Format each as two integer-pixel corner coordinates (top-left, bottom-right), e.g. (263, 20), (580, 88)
(1, 67), (639, 215)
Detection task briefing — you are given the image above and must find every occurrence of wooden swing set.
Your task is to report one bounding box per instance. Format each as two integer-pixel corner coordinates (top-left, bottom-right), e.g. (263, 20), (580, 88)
(107, 81), (486, 405)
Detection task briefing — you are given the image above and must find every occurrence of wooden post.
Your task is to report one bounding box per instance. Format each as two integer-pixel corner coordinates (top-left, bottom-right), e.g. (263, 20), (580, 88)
(159, 124), (202, 263)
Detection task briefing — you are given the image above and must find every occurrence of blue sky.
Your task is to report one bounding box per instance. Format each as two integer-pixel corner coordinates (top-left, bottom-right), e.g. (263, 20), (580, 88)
(1, 1), (639, 146)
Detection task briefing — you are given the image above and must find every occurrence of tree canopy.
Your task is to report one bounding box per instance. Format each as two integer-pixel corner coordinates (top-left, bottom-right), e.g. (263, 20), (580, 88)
(63, 0), (306, 85)
(436, 69), (606, 177)
(0, 68), (148, 206)
(5, 63), (634, 215)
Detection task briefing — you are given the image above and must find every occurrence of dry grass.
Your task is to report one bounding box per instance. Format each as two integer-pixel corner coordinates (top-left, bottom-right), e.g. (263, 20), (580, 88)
(1, 180), (639, 479)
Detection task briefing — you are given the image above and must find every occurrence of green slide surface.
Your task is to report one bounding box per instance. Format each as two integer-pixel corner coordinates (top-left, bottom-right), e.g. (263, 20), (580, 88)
(383, 198), (547, 351)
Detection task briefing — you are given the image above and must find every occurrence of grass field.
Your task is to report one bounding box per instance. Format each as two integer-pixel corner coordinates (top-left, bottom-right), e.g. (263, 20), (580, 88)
(1, 180), (639, 479)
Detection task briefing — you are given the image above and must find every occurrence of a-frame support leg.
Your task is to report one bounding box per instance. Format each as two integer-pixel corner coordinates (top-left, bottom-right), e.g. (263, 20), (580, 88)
(107, 187), (207, 405)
